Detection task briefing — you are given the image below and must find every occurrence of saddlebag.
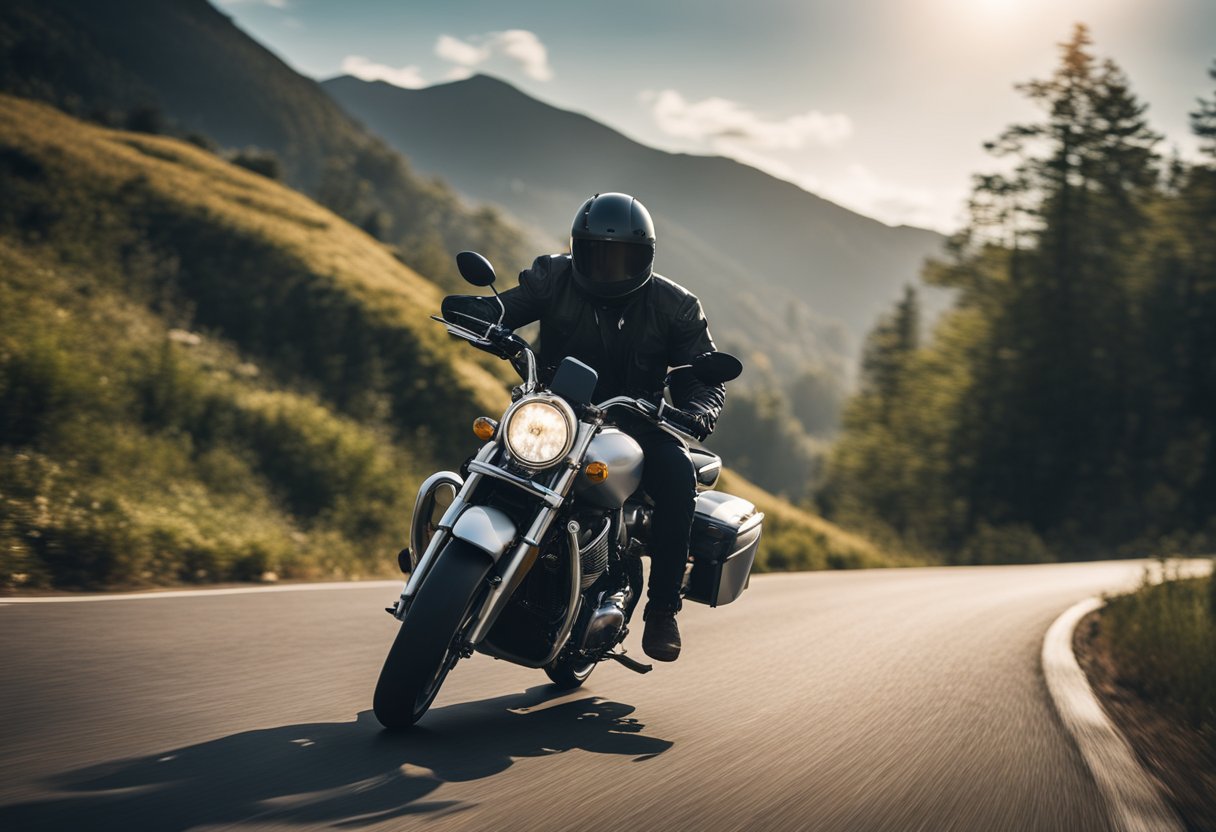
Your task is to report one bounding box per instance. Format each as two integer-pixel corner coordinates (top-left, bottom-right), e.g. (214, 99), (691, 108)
(684, 491), (764, 607)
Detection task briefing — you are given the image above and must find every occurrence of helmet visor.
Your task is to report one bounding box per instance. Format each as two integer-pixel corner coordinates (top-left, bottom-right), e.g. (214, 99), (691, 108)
(572, 239), (653, 283)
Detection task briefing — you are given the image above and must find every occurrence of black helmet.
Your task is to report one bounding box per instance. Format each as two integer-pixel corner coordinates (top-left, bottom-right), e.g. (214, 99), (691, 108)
(569, 192), (656, 299)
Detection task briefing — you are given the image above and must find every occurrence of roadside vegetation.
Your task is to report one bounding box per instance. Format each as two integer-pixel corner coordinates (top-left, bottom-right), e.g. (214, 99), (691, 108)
(1082, 564), (1216, 827)
(0, 95), (890, 589)
(1104, 565), (1216, 735)
(820, 29), (1216, 564)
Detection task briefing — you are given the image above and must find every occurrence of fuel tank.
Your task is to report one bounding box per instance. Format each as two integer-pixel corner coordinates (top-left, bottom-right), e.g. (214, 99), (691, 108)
(572, 428), (644, 508)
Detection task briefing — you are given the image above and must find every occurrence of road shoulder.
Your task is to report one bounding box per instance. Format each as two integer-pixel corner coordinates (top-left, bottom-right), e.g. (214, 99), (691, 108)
(1041, 598), (1183, 832)
(1075, 606), (1216, 831)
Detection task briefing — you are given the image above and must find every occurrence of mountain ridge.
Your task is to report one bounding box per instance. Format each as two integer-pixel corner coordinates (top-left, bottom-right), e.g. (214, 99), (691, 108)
(0, 0), (540, 291)
(323, 71), (947, 370)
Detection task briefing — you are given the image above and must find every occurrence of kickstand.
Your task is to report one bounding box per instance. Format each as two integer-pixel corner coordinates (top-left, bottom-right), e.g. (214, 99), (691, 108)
(606, 650), (653, 674)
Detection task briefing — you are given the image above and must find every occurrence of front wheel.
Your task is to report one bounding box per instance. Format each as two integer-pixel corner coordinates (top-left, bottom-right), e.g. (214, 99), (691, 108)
(544, 654), (597, 690)
(373, 539), (491, 729)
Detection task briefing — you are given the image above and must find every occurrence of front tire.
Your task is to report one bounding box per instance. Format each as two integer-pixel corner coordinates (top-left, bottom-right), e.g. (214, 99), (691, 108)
(373, 539), (491, 729)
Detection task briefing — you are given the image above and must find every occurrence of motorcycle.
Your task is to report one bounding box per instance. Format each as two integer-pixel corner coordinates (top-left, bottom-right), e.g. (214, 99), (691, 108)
(373, 251), (765, 728)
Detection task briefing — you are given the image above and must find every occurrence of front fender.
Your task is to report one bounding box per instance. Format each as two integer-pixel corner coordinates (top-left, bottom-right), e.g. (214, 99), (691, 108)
(451, 505), (517, 561)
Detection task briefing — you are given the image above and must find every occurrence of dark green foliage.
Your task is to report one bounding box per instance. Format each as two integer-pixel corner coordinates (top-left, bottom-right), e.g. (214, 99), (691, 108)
(228, 147), (282, 181)
(821, 27), (1216, 560)
(1191, 62), (1216, 154)
(124, 104), (163, 135)
(787, 367), (845, 438)
(707, 386), (825, 503)
(0, 239), (421, 589)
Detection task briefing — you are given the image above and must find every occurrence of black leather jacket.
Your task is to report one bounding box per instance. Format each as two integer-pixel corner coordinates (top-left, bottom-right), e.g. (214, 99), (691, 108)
(442, 254), (725, 432)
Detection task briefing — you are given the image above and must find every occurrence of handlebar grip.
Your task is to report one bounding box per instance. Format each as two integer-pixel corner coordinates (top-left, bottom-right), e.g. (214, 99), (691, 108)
(662, 407), (705, 440)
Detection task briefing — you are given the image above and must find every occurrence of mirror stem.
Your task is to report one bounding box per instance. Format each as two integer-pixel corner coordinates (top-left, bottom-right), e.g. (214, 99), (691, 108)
(490, 284), (505, 326)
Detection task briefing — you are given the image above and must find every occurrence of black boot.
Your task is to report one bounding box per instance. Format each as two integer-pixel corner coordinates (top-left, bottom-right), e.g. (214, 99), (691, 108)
(642, 605), (682, 662)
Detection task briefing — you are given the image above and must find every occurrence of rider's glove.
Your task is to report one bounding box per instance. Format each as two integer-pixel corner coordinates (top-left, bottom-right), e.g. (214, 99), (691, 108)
(667, 407), (714, 441)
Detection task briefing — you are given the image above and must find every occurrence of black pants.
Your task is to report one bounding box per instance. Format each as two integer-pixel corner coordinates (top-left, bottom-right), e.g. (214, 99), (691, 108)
(626, 424), (696, 612)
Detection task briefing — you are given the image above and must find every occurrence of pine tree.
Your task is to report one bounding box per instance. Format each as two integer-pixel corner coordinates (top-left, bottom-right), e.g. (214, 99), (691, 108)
(860, 285), (920, 426)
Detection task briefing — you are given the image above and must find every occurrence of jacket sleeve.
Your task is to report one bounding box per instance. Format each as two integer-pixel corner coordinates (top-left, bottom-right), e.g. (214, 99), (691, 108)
(440, 255), (557, 331)
(668, 295), (726, 427)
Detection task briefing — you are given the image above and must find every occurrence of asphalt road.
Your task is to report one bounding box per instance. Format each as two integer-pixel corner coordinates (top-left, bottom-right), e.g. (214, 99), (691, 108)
(0, 561), (1174, 831)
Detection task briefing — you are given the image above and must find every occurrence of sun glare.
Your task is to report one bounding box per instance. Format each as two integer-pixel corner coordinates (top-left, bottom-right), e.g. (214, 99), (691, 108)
(952, 0), (1024, 22)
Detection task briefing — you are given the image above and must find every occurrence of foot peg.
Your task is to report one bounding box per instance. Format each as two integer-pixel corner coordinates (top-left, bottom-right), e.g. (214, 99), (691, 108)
(607, 650), (653, 674)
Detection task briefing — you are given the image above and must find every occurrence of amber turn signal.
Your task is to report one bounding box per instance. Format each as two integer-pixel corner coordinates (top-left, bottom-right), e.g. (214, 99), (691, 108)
(584, 461), (609, 483)
(472, 416), (498, 441)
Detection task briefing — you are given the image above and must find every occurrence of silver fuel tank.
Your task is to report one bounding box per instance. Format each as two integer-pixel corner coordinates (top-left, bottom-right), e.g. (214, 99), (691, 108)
(572, 428), (644, 508)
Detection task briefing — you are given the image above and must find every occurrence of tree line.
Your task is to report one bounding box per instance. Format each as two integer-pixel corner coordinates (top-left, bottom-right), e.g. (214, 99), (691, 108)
(819, 25), (1216, 563)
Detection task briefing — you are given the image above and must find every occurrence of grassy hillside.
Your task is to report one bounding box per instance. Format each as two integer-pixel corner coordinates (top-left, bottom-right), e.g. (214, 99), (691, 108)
(0, 94), (510, 588)
(0, 0), (539, 291)
(0, 96), (892, 590)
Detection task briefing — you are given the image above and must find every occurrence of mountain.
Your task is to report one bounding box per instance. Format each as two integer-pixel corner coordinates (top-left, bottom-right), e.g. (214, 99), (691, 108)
(0, 0), (539, 291)
(0, 95), (896, 587)
(323, 74), (947, 377)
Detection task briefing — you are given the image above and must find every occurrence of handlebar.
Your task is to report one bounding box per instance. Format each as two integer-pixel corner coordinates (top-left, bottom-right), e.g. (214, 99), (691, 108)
(433, 316), (537, 390)
(434, 316), (703, 442)
(596, 396), (703, 442)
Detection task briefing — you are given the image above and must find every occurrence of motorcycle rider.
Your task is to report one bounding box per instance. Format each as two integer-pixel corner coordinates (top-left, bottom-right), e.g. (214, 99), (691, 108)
(442, 192), (725, 662)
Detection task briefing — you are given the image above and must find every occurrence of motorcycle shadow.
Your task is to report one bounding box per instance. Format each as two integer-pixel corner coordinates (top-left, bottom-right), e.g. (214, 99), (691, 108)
(0, 685), (673, 831)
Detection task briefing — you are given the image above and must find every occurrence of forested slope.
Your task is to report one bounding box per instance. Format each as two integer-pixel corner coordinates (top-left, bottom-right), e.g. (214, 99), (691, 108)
(820, 29), (1216, 562)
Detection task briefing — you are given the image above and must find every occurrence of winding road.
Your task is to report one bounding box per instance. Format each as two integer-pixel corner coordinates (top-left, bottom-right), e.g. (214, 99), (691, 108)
(0, 561), (1174, 831)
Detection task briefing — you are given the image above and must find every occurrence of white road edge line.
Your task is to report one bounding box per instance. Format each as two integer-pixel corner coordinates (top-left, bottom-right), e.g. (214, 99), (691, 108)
(0, 580), (404, 604)
(1042, 596), (1183, 832)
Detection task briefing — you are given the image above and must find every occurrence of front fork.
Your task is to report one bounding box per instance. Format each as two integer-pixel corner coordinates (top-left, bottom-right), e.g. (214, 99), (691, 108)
(392, 422), (597, 657)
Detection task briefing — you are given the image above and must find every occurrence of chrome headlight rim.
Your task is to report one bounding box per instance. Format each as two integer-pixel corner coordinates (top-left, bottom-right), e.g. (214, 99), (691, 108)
(501, 394), (576, 470)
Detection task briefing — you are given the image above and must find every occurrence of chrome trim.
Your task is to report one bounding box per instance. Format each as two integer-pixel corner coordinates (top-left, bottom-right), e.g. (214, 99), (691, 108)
(467, 460), (564, 507)
(465, 506), (556, 644)
(394, 442), (498, 618)
(393, 527), (445, 621)
(520, 349), (538, 393)
(469, 518), (584, 669)
(500, 394), (577, 469)
(464, 422), (598, 644)
(409, 471), (463, 568)
(541, 520), (585, 665)
(451, 505), (517, 560)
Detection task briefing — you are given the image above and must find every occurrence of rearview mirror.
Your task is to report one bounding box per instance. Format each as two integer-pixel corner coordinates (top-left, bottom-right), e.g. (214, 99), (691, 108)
(456, 251), (497, 287)
(690, 352), (743, 385)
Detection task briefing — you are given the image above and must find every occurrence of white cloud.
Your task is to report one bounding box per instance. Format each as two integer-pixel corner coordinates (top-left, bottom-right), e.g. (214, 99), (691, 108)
(434, 30), (553, 82)
(812, 164), (962, 231)
(443, 65), (476, 82)
(493, 30), (553, 82)
(435, 34), (488, 67)
(642, 89), (852, 150)
(339, 55), (426, 89)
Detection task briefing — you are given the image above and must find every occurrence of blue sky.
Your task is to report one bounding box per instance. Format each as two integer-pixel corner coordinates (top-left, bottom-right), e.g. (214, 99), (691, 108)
(217, 0), (1215, 232)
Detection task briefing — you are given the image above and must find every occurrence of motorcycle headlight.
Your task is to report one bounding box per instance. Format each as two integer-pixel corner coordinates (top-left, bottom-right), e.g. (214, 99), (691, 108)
(502, 396), (575, 468)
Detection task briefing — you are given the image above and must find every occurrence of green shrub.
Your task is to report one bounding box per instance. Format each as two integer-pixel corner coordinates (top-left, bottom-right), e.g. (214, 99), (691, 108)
(1104, 563), (1216, 732)
(959, 523), (1054, 565)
